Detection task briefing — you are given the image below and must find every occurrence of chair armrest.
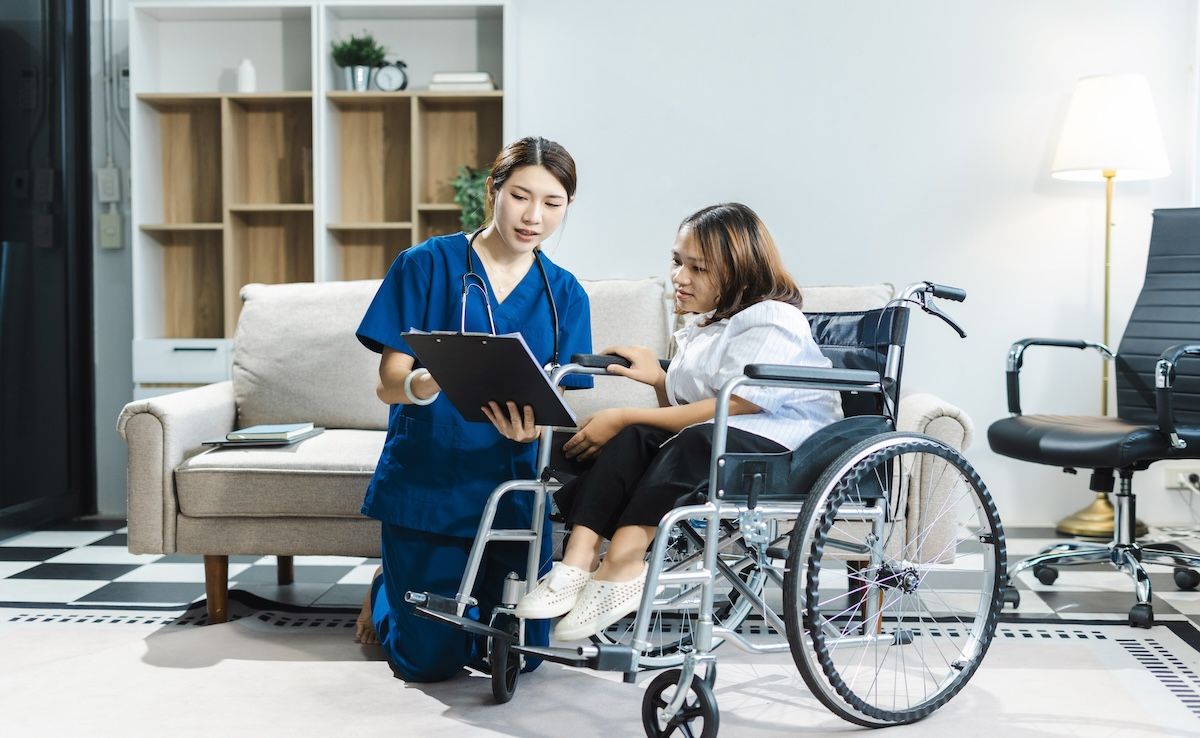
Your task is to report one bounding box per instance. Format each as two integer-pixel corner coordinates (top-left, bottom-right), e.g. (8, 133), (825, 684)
(1156, 343), (1200, 449)
(115, 381), (237, 554)
(1005, 338), (1114, 415)
(744, 364), (882, 389)
(897, 393), (975, 564)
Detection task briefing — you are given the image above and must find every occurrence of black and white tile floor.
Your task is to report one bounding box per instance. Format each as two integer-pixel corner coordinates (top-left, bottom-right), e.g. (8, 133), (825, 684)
(5, 518), (1200, 633)
(0, 518), (377, 610)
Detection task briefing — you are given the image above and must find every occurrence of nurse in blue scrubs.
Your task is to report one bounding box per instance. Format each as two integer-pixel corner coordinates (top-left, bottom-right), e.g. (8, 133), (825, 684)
(353, 136), (593, 682)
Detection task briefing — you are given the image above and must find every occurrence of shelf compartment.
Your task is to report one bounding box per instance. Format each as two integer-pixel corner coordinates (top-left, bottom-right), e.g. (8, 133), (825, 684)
(416, 96), (502, 205)
(152, 230), (225, 339)
(334, 228), (412, 282)
(145, 97), (223, 224)
(224, 97), (313, 206)
(417, 209), (466, 243)
(334, 97), (413, 223)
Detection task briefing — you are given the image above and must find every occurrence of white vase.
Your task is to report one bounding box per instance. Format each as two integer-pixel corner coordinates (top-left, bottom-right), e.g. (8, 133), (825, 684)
(237, 59), (256, 93)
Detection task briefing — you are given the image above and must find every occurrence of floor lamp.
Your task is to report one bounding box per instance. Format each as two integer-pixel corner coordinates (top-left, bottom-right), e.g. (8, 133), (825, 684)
(1050, 73), (1170, 537)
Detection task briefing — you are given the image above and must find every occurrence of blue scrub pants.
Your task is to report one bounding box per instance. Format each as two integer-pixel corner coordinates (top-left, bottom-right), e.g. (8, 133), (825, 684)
(371, 522), (552, 682)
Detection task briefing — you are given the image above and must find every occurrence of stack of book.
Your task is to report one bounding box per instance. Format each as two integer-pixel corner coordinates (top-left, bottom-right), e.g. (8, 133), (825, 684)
(204, 422), (324, 447)
(428, 72), (496, 91)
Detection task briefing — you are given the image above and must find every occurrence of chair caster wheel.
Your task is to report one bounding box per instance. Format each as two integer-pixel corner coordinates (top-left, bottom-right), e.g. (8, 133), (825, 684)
(1034, 565), (1058, 586)
(641, 668), (719, 738)
(1001, 585), (1021, 609)
(489, 614), (520, 704)
(1174, 568), (1200, 591)
(1129, 603), (1154, 629)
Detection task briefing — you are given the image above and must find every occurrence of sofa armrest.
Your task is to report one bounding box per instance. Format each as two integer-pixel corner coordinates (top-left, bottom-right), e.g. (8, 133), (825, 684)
(896, 392), (975, 564)
(116, 381), (237, 554)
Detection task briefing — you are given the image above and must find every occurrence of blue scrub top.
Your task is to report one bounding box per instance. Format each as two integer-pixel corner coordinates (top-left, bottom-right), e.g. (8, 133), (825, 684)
(356, 232), (594, 538)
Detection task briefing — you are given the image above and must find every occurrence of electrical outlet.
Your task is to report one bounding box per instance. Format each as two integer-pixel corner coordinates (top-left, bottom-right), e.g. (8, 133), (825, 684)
(96, 167), (121, 203)
(99, 211), (122, 249)
(118, 67), (130, 109)
(1167, 466), (1200, 491)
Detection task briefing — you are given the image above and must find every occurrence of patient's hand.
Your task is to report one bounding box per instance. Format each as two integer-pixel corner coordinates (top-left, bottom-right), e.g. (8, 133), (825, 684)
(563, 408), (627, 461)
(602, 345), (664, 387)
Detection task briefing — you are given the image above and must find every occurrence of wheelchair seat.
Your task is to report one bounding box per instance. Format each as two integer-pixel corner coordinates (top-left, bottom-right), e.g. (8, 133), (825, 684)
(989, 414), (1200, 468)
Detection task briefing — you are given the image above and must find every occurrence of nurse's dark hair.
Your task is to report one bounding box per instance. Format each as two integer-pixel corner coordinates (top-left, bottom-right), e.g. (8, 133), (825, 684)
(483, 136), (577, 222)
(678, 203), (804, 326)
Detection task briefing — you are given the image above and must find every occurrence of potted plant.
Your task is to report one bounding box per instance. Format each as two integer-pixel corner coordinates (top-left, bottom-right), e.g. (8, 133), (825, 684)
(451, 165), (490, 232)
(331, 32), (387, 92)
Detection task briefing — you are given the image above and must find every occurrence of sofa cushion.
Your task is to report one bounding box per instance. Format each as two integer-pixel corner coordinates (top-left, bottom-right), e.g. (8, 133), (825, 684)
(566, 277), (670, 419)
(800, 283), (895, 312)
(175, 429), (384, 517)
(234, 280), (387, 431)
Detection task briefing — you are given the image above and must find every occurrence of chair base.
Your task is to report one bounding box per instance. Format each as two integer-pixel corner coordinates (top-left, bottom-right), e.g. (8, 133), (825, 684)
(1005, 474), (1200, 628)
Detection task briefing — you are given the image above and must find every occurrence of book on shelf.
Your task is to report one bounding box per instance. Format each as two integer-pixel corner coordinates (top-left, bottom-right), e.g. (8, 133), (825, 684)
(431, 71), (494, 84)
(428, 81), (496, 92)
(227, 422), (314, 441)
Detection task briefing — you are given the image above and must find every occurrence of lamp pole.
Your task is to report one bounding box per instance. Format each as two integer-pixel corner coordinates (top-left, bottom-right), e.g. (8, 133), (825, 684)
(1102, 169), (1114, 416)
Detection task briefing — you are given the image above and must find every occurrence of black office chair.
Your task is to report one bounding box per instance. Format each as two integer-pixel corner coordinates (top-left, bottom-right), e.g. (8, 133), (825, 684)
(989, 207), (1200, 628)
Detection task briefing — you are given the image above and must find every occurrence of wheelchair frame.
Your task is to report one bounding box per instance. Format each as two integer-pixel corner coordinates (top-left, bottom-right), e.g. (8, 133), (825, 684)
(407, 282), (1003, 733)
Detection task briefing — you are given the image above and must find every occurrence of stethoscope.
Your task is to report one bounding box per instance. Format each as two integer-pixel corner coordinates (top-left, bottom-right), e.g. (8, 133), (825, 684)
(461, 228), (560, 368)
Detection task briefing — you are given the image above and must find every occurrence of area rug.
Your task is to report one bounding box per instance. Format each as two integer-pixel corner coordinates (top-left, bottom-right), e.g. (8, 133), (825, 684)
(2, 595), (1198, 737)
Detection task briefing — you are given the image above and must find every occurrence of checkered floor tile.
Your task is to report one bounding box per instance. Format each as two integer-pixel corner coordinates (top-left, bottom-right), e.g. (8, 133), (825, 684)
(0, 518), (377, 608)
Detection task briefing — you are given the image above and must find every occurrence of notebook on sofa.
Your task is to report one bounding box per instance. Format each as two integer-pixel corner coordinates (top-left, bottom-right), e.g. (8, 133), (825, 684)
(203, 423), (324, 447)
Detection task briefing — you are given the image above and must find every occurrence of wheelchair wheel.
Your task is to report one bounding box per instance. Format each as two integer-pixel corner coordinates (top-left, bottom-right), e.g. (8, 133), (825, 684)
(640, 668), (719, 738)
(784, 432), (1006, 726)
(598, 520), (768, 669)
(489, 613), (520, 704)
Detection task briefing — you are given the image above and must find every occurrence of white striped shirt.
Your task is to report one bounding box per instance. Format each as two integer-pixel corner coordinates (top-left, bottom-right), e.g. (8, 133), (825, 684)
(665, 300), (842, 450)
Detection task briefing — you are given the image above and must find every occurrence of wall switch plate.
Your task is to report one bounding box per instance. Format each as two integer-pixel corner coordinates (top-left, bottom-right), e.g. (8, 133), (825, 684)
(99, 211), (122, 249)
(118, 67), (130, 109)
(97, 167), (121, 203)
(10, 170), (29, 199)
(33, 167), (55, 203)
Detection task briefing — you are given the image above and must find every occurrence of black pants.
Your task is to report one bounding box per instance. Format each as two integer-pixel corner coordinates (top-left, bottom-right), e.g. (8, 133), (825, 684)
(553, 423), (786, 539)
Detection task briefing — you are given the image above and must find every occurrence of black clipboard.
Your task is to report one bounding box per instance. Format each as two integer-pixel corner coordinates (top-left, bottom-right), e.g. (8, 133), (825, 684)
(403, 330), (578, 427)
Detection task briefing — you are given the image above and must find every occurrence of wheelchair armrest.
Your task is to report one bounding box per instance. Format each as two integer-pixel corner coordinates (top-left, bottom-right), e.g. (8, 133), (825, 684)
(1156, 343), (1200, 449)
(1005, 337), (1115, 415)
(744, 364), (883, 391)
(570, 353), (672, 373)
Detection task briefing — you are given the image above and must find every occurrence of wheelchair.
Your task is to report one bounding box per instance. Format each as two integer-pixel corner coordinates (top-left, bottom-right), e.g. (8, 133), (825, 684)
(407, 282), (1006, 734)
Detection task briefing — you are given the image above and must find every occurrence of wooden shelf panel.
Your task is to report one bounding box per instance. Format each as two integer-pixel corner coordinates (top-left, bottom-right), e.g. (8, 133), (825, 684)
(417, 97), (502, 205)
(327, 90), (501, 104)
(227, 92), (313, 104)
(228, 203), (314, 212)
(417, 202), (460, 211)
(225, 97), (313, 207)
(418, 209), (465, 243)
(334, 229), (412, 282)
(336, 99), (412, 222)
(228, 210), (315, 332)
(155, 230), (225, 339)
(154, 99), (223, 223)
(328, 222), (412, 230)
(140, 222), (223, 232)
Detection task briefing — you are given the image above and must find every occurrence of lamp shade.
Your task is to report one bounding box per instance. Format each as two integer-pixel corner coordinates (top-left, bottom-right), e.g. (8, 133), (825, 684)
(1051, 73), (1170, 182)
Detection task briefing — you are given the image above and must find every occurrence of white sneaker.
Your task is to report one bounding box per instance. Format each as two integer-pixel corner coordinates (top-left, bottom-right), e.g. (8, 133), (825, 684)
(553, 565), (647, 642)
(514, 563), (592, 619)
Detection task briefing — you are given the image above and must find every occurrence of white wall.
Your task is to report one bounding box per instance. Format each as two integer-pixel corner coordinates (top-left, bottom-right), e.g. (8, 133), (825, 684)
(509, 0), (1199, 526)
(91, 0), (1199, 525)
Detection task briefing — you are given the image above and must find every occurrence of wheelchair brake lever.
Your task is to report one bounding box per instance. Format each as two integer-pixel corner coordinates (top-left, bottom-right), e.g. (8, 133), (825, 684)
(921, 299), (967, 339)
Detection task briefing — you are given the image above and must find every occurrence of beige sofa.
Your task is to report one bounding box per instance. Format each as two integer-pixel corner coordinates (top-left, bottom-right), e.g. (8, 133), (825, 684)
(117, 278), (973, 623)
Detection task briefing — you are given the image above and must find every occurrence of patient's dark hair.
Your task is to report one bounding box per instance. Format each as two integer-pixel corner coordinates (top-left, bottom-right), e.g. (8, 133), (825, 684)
(679, 203), (803, 325)
(483, 136), (577, 222)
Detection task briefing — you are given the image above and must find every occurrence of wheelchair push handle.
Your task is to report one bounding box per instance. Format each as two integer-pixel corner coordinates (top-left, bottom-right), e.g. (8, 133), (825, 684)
(926, 282), (967, 302)
(901, 281), (968, 339)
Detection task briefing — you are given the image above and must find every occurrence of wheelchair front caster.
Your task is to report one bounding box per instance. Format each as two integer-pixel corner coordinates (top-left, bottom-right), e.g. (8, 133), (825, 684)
(1001, 585), (1021, 609)
(1033, 565), (1058, 586)
(641, 668), (718, 738)
(489, 613), (520, 704)
(1129, 603), (1154, 629)
(1174, 567), (1200, 591)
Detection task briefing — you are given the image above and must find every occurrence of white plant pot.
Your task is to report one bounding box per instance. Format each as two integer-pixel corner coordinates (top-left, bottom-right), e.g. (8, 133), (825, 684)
(344, 66), (374, 92)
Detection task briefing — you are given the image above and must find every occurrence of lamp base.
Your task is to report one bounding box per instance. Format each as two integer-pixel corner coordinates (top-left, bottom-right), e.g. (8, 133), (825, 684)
(1056, 492), (1149, 539)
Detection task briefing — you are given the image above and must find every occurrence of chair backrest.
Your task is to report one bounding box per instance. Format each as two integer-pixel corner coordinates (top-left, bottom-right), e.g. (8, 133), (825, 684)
(806, 307), (910, 418)
(1115, 208), (1200, 426)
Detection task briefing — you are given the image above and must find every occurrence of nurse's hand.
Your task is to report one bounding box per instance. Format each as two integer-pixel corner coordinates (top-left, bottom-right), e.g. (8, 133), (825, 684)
(563, 408), (627, 461)
(482, 401), (541, 443)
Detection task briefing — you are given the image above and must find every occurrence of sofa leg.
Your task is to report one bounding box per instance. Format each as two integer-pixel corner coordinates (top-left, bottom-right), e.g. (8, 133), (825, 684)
(203, 555), (229, 624)
(277, 555), (294, 585)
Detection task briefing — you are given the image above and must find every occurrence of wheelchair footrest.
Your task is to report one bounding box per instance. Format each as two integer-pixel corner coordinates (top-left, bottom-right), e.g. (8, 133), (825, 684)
(510, 644), (593, 669)
(411, 606), (516, 643)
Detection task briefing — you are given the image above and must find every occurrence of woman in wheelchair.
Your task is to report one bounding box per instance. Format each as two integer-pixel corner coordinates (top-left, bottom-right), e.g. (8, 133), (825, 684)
(514, 202), (841, 640)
